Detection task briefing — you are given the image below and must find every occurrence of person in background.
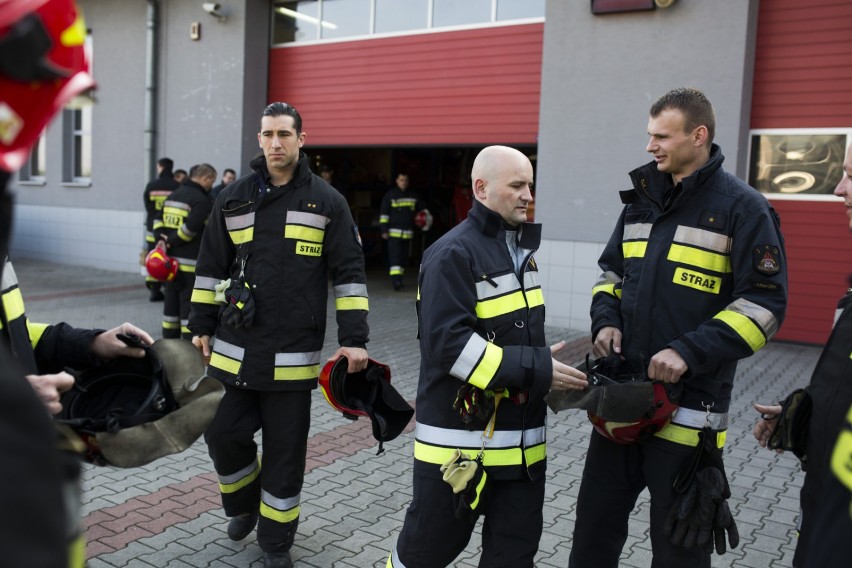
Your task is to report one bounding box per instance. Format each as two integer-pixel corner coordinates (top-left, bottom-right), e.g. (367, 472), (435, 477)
(209, 168), (236, 201)
(379, 172), (430, 290)
(143, 157), (179, 301)
(174, 169), (188, 184)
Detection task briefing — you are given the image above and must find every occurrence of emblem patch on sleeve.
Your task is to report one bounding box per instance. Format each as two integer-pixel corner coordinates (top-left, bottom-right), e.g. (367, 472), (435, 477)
(754, 244), (781, 275)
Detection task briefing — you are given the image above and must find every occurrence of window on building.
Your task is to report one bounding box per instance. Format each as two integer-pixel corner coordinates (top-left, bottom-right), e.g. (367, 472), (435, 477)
(375, 0), (428, 34)
(748, 130), (849, 199)
(321, 0), (371, 39)
(63, 106), (92, 184)
(18, 135), (46, 184)
(432, 0), (491, 28)
(273, 1), (320, 43)
(497, 0), (545, 21)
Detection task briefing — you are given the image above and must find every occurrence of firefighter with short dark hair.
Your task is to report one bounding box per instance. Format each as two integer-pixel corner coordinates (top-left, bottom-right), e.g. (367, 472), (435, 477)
(387, 145), (587, 567)
(189, 102), (370, 568)
(379, 172), (430, 290)
(143, 157), (179, 301)
(155, 163), (216, 339)
(571, 88), (788, 567)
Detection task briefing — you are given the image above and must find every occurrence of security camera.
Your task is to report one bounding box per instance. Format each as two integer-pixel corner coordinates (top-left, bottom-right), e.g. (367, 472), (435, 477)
(202, 2), (227, 21)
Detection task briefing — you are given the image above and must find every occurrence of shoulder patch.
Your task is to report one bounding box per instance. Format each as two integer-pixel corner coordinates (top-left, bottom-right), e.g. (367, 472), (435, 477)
(754, 244), (781, 275)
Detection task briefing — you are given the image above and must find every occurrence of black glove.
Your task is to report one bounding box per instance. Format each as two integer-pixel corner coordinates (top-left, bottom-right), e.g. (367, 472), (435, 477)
(664, 466), (739, 555)
(768, 387), (812, 468)
(452, 383), (494, 431)
(221, 279), (256, 329)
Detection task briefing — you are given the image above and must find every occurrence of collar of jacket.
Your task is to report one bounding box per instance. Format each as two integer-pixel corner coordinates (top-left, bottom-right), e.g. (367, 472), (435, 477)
(183, 179), (208, 195)
(629, 143), (725, 202)
(467, 200), (542, 250)
(250, 151), (313, 189)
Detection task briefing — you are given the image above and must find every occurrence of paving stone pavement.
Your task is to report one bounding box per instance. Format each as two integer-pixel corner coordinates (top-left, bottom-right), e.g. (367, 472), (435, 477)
(13, 257), (821, 567)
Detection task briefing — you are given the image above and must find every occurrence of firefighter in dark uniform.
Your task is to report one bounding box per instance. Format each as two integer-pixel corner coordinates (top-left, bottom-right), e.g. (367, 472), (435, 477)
(753, 143), (852, 568)
(387, 145), (588, 568)
(189, 102), (370, 568)
(0, 1), (154, 565)
(143, 157), (179, 301)
(379, 173), (429, 290)
(572, 88), (788, 567)
(155, 163), (215, 339)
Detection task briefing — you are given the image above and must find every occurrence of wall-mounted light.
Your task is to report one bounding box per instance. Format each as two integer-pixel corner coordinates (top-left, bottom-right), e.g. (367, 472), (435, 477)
(202, 2), (227, 23)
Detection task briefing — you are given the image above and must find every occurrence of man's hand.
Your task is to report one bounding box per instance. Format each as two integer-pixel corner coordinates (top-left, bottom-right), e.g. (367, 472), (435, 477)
(192, 335), (212, 366)
(752, 403), (782, 450)
(648, 348), (688, 383)
(549, 341), (588, 391)
(593, 326), (622, 358)
(381, 233), (389, 240)
(329, 346), (368, 373)
(26, 372), (74, 415)
(90, 322), (154, 359)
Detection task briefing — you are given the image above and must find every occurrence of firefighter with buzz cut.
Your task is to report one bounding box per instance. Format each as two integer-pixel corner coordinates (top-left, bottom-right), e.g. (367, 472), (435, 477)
(379, 172), (430, 290)
(387, 145), (588, 568)
(155, 163), (216, 339)
(143, 157), (179, 301)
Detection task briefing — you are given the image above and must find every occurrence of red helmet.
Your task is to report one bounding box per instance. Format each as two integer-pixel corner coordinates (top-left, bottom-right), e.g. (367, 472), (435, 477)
(413, 209), (433, 231)
(588, 381), (680, 444)
(319, 356), (414, 452)
(0, 0), (95, 173)
(145, 244), (179, 282)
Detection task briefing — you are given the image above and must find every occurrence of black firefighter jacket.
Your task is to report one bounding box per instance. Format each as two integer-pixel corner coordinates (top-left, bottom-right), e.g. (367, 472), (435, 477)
(413, 200), (553, 482)
(591, 145), (788, 413)
(155, 180), (213, 273)
(379, 186), (426, 239)
(143, 172), (179, 244)
(189, 153), (369, 392)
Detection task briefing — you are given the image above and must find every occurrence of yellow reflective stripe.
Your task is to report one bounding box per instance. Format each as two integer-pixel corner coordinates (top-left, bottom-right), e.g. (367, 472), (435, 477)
(60, 15), (87, 47)
(68, 533), (85, 568)
(162, 321), (180, 329)
(469, 471), (488, 509)
(28, 321), (49, 348)
(831, 429), (852, 492)
(467, 342), (503, 390)
(714, 310), (766, 352)
(191, 289), (218, 304)
(177, 227), (193, 241)
(228, 227), (254, 245)
(336, 297), (369, 311)
(476, 290), (526, 319)
(413, 441), (524, 467)
(654, 424), (727, 448)
(524, 443), (546, 465)
(2, 288), (25, 321)
(178, 264), (196, 273)
(260, 501), (300, 524)
(622, 241), (647, 258)
(285, 225), (324, 243)
(526, 288), (544, 309)
(592, 283), (619, 298)
(210, 351), (241, 375)
(667, 243), (732, 273)
(273, 365), (320, 381)
(219, 466), (260, 494)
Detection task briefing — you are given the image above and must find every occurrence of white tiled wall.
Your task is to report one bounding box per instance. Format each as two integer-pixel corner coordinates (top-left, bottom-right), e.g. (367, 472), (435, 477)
(539, 238), (607, 333)
(10, 204), (147, 273)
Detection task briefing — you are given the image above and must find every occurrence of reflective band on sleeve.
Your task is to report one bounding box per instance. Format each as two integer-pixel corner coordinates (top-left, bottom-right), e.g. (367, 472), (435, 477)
(524, 443), (546, 465)
(713, 310), (766, 352)
(450, 333), (488, 381)
(191, 289), (217, 304)
(2, 287), (24, 321)
(467, 342), (503, 390)
(667, 243), (731, 273)
(336, 297), (369, 311)
(1, 260), (18, 290)
(177, 224), (195, 241)
(726, 297), (779, 340)
(523, 270), (540, 289)
(622, 241), (647, 258)
(526, 288), (544, 308)
(334, 283), (368, 298)
(623, 223), (653, 241)
(673, 226), (731, 254)
(654, 423), (726, 448)
(27, 320), (49, 348)
(379, 214), (389, 223)
(285, 225), (324, 243)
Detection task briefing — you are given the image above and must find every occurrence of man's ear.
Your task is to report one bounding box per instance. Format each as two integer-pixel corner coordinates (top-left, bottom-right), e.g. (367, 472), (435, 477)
(472, 178), (487, 200)
(693, 125), (709, 147)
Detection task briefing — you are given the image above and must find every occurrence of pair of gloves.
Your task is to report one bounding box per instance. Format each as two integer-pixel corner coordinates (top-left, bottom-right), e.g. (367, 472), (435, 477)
(441, 448), (489, 523)
(453, 383), (497, 431)
(214, 277), (256, 329)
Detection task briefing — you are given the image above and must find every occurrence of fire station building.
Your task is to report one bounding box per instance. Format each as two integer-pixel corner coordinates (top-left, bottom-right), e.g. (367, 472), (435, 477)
(8, 0), (852, 344)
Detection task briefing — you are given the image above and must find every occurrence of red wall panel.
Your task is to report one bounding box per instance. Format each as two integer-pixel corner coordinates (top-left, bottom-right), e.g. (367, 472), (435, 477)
(751, 0), (852, 129)
(268, 23), (544, 146)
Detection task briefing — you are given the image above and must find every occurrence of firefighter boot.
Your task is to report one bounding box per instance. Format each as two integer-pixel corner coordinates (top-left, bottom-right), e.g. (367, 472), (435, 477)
(263, 551), (293, 568)
(227, 511), (258, 541)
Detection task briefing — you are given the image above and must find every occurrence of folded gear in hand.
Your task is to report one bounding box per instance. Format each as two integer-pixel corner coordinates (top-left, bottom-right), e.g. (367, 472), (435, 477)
(57, 336), (223, 467)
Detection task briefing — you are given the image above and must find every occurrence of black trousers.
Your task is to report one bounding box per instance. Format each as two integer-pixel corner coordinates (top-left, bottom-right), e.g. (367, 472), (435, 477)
(162, 271), (194, 339)
(568, 429), (712, 568)
(387, 237), (410, 279)
(392, 472), (545, 567)
(204, 385), (311, 553)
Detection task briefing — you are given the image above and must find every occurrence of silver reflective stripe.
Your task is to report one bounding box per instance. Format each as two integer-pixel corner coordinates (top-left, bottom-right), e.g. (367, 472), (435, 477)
(261, 489), (300, 511)
(179, 224), (197, 238)
(214, 338), (245, 360)
(523, 426), (546, 446)
(726, 297), (779, 339)
(594, 270), (623, 287)
(475, 273), (518, 300)
(163, 315), (179, 324)
(164, 200), (191, 211)
(673, 226), (731, 254)
(415, 422), (524, 448)
(218, 458), (259, 485)
(287, 210), (330, 229)
(173, 256), (197, 267)
(391, 545), (407, 568)
(523, 270), (541, 289)
(623, 223), (652, 241)
(1, 259), (18, 290)
(225, 212), (255, 231)
(334, 283), (368, 298)
(195, 276), (221, 290)
(449, 333), (488, 381)
(672, 408), (729, 430)
(274, 351), (321, 366)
